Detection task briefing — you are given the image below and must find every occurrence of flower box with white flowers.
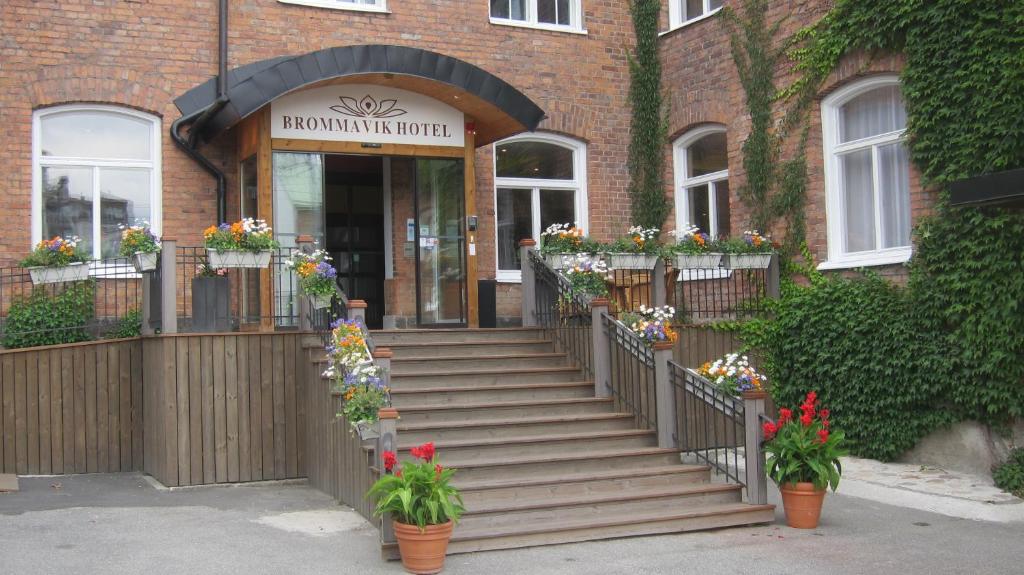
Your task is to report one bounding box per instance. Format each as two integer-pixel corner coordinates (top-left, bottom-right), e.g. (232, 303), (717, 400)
(539, 223), (598, 270)
(721, 231), (775, 270)
(601, 226), (662, 270)
(118, 222), (161, 273)
(203, 218), (279, 269)
(20, 236), (91, 285)
(669, 226), (724, 270)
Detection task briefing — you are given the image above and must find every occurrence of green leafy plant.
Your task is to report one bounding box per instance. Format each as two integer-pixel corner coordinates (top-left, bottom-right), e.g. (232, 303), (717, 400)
(563, 255), (610, 300)
(106, 309), (141, 339)
(627, 0), (669, 230)
(668, 226), (717, 254)
(203, 218), (279, 252)
(2, 281), (95, 349)
(367, 442), (465, 529)
(286, 249), (338, 297)
(540, 223), (596, 254)
(763, 391), (847, 491)
(718, 231), (775, 254)
(337, 363), (389, 429)
(117, 222), (161, 256)
(20, 236), (88, 268)
(993, 448), (1024, 499)
(605, 226), (662, 255)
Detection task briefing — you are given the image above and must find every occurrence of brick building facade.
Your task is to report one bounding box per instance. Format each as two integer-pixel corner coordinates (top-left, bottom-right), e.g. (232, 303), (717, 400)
(0, 1), (929, 327)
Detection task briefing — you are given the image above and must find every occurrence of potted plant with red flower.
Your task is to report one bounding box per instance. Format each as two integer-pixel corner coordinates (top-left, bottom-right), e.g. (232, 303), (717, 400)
(762, 391), (846, 529)
(368, 442), (464, 574)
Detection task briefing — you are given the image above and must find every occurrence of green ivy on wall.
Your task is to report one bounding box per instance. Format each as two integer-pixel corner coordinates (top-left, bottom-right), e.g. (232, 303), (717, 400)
(627, 0), (670, 231)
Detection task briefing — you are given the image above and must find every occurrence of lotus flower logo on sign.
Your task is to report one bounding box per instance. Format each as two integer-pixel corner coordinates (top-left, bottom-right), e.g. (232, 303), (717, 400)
(272, 84), (465, 147)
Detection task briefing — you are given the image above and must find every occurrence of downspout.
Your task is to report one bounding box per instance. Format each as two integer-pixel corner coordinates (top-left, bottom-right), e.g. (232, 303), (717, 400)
(171, 0), (229, 223)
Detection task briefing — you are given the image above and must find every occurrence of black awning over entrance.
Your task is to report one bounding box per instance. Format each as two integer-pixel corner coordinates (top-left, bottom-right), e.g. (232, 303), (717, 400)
(174, 44), (546, 146)
(949, 168), (1024, 209)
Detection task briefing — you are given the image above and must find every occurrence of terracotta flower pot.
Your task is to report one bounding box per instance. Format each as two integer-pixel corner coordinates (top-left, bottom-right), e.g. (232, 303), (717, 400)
(393, 520), (454, 575)
(780, 482), (826, 529)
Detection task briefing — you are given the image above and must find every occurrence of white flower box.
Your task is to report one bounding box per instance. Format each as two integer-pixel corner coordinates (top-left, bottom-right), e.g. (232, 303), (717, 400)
(309, 293), (333, 310)
(27, 262), (91, 285)
(131, 251), (159, 273)
(543, 253), (571, 270)
(603, 253), (660, 270)
(207, 249), (273, 269)
(724, 253), (773, 270)
(353, 420), (380, 442)
(675, 253), (725, 270)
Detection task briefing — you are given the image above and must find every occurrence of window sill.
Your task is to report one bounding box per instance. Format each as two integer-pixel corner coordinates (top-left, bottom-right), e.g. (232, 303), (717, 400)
(277, 0), (389, 14)
(817, 248), (912, 271)
(489, 18), (588, 35)
(496, 272), (522, 284)
(661, 8), (722, 37)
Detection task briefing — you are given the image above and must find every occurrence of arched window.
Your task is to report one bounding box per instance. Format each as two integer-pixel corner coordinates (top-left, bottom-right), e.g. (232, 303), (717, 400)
(821, 75), (911, 268)
(673, 125), (731, 239)
(493, 134), (588, 281)
(33, 105), (161, 261)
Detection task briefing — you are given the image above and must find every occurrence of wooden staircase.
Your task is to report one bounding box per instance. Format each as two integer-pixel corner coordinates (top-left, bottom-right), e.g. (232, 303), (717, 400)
(311, 327), (773, 554)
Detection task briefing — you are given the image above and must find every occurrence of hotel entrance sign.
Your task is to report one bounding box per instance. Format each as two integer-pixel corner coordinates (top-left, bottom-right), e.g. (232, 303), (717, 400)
(271, 84), (465, 147)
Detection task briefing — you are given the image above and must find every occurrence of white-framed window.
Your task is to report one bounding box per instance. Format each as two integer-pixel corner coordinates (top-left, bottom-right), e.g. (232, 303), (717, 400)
(820, 75), (912, 269)
(32, 104), (162, 262)
(668, 0), (723, 30)
(489, 0), (586, 34)
(277, 0), (387, 13)
(494, 133), (588, 282)
(673, 125), (731, 240)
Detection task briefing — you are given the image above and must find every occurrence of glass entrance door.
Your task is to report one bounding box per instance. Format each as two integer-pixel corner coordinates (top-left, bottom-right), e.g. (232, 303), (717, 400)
(414, 158), (466, 326)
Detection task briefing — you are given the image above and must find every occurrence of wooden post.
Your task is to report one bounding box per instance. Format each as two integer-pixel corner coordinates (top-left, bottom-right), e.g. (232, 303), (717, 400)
(257, 108), (275, 333)
(297, 235), (314, 332)
(519, 239), (537, 327)
(373, 347), (392, 390)
(652, 257), (667, 308)
(653, 341), (676, 449)
(141, 271), (155, 336)
(376, 406), (399, 547)
(463, 120), (479, 328)
(766, 253), (781, 300)
(160, 239), (177, 334)
(590, 298), (611, 399)
(743, 391), (769, 505)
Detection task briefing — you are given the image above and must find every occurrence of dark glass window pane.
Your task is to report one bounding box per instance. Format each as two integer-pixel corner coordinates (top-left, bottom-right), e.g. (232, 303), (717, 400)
(686, 184), (711, 236)
(100, 168), (152, 259)
(688, 132), (728, 177)
(709, 0), (723, 11)
(496, 188), (533, 271)
(686, 0), (703, 20)
(714, 179), (731, 238)
(496, 141), (575, 180)
(557, 0), (570, 24)
(491, 0), (525, 20)
(537, 0), (556, 23)
(540, 189), (576, 233)
(490, 0), (509, 19)
(42, 166), (94, 257)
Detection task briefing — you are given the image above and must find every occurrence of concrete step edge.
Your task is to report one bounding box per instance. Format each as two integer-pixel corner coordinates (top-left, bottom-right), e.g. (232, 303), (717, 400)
(391, 352), (568, 362)
(386, 339), (554, 348)
(395, 397), (612, 413)
(397, 412), (634, 432)
(391, 366), (582, 378)
(390, 382), (594, 395)
(396, 429), (655, 450)
(439, 447), (678, 470)
(454, 464), (711, 492)
(464, 483), (743, 515)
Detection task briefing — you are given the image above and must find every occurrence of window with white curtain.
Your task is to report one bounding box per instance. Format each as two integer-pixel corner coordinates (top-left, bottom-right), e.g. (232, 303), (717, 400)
(821, 76), (912, 269)
(669, 0), (723, 29)
(277, 0), (387, 12)
(490, 0), (584, 32)
(32, 105), (161, 261)
(493, 134), (588, 281)
(673, 126), (731, 239)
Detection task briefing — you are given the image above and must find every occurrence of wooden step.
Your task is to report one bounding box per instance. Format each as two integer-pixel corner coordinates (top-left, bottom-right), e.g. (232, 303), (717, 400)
(370, 328), (547, 345)
(394, 397), (615, 424)
(389, 366), (584, 386)
(389, 382), (594, 407)
(437, 447), (681, 482)
(455, 465), (712, 505)
(390, 353), (570, 373)
(459, 483), (743, 530)
(387, 339), (555, 358)
(396, 429), (656, 460)
(397, 413), (636, 442)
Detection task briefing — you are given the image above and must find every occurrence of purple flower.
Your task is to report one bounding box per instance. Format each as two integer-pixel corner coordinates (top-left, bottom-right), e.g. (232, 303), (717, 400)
(218, 223), (231, 231)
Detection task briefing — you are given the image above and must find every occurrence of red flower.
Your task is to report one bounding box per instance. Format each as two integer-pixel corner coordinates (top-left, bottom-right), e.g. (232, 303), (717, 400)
(410, 442), (435, 462)
(395, 470), (403, 478)
(819, 409), (830, 420)
(800, 413), (813, 427)
(435, 464), (443, 478)
(817, 429), (830, 444)
(778, 408), (792, 424)
(382, 451), (397, 473)
(805, 391), (818, 405)
(762, 421), (778, 440)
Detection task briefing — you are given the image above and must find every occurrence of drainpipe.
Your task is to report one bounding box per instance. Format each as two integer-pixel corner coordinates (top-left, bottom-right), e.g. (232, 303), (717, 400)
(170, 0), (229, 223)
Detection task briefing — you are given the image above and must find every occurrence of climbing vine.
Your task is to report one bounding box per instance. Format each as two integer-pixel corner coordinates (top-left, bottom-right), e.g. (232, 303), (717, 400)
(627, 0), (669, 230)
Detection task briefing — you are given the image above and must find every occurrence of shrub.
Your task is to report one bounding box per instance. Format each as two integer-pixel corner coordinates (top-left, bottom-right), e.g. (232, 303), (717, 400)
(2, 281), (95, 349)
(743, 272), (957, 461)
(993, 448), (1024, 499)
(106, 309), (142, 339)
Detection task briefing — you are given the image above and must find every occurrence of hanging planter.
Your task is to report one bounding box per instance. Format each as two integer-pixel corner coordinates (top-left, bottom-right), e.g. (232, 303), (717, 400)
(602, 253), (660, 270)
(207, 249), (273, 269)
(309, 292), (333, 310)
(28, 262), (90, 285)
(674, 252), (724, 270)
(131, 252), (159, 273)
(723, 253), (773, 270)
(353, 420), (380, 442)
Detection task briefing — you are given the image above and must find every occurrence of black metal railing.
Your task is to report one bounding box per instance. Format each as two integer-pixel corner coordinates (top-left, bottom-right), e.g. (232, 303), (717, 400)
(309, 284), (351, 348)
(174, 246), (300, 331)
(666, 263), (772, 324)
(669, 361), (745, 485)
(603, 312), (657, 431)
(530, 250), (594, 380)
(0, 257), (143, 349)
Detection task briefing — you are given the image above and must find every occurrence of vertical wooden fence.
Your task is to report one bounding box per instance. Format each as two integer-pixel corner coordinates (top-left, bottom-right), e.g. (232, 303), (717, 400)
(0, 339), (144, 475)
